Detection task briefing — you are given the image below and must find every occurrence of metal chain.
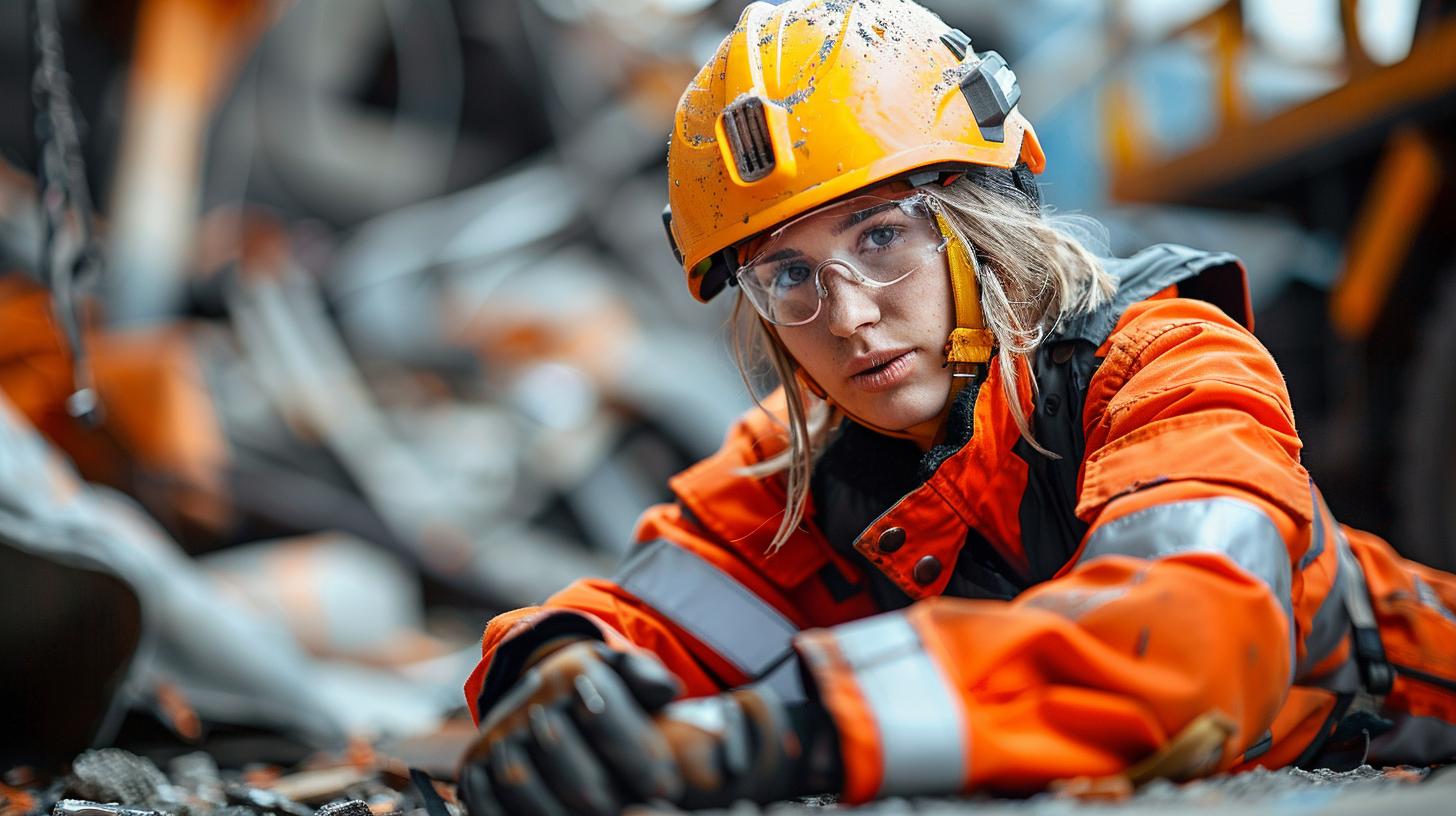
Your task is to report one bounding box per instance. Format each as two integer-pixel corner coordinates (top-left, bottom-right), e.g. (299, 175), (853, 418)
(30, 0), (103, 423)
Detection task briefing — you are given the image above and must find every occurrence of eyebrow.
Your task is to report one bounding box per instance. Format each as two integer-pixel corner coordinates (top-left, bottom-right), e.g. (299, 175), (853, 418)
(832, 201), (898, 236)
(755, 247), (803, 265)
(750, 201), (903, 265)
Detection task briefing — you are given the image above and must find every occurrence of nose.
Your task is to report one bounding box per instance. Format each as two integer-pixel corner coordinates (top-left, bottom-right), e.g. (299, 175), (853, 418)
(818, 262), (881, 338)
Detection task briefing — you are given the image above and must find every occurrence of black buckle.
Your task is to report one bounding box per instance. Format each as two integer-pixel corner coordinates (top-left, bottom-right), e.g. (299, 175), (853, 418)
(1352, 626), (1394, 695)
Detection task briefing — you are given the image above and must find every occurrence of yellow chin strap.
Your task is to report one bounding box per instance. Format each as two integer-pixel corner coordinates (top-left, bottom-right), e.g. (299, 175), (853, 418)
(937, 212), (995, 373)
(929, 211), (993, 444)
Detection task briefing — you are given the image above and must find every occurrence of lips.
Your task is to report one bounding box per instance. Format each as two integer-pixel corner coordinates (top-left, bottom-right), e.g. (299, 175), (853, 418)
(847, 348), (916, 392)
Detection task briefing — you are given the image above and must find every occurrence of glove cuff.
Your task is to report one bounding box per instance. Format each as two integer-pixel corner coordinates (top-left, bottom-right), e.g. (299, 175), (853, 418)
(727, 688), (842, 802)
(473, 612), (604, 722)
(784, 697), (844, 796)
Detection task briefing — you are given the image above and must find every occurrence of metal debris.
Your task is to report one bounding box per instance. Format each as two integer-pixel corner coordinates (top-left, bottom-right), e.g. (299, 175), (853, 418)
(65, 751), (172, 811)
(222, 785), (312, 816)
(311, 803), (369, 816)
(165, 756), (222, 809)
(53, 801), (165, 816)
(5, 748), (458, 816)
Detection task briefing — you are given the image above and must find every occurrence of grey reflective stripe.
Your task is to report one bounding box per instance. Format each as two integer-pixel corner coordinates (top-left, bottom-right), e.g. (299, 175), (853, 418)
(1310, 657), (1361, 694)
(1298, 488), (1349, 677)
(1079, 497), (1295, 675)
(1336, 530), (1378, 632)
(1080, 498), (1293, 621)
(1414, 575), (1456, 625)
(615, 540), (802, 699)
(1298, 480), (1327, 571)
(832, 613), (967, 797)
(1304, 525), (1396, 695)
(757, 654), (806, 702)
(1297, 552), (1349, 678)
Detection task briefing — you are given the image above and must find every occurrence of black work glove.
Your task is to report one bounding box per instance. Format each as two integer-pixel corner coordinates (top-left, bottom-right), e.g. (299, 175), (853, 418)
(458, 640), (683, 816)
(655, 685), (843, 810)
(458, 641), (843, 815)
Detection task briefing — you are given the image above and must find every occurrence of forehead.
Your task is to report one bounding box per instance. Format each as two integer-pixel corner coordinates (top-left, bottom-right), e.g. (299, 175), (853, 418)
(742, 181), (919, 257)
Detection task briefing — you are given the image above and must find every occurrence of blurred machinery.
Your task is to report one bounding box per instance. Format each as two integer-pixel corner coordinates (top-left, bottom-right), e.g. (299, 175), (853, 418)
(1100, 0), (1456, 571)
(0, 0), (751, 767)
(0, 0), (751, 611)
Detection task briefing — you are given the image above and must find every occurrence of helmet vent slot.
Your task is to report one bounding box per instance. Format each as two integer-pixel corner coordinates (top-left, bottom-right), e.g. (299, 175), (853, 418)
(722, 97), (775, 182)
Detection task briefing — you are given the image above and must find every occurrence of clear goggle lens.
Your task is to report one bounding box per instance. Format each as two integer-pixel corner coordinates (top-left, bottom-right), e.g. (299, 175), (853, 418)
(734, 193), (946, 327)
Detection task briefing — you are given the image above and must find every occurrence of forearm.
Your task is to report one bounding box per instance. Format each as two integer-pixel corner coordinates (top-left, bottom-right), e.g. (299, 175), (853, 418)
(465, 573), (757, 723)
(794, 555), (1291, 802)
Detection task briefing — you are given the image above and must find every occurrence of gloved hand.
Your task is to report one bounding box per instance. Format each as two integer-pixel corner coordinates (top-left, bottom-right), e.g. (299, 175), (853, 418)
(458, 641), (843, 815)
(654, 686), (842, 810)
(458, 640), (683, 816)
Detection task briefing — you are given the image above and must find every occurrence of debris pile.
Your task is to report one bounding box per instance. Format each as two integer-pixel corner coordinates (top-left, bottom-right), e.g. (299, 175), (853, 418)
(1, 749), (457, 816)
(3, 749), (1449, 816)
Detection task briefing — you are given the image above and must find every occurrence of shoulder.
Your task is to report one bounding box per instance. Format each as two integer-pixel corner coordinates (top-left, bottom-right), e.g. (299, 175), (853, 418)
(653, 388), (832, 583)
(661, 384), (797, 550)
(1083, 241), (1264, 390)
(1057, 243), (1252, 349)
(1083, 290), (1296, 443)
(669, 388), (792, 506)
(1100, 292), (1256, 362)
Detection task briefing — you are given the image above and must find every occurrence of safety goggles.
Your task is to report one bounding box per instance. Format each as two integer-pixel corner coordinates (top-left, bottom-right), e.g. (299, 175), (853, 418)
(734, 192), (948, 327)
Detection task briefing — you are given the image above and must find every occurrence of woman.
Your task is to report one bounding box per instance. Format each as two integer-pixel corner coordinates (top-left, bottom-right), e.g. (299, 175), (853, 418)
(457, 1), (1456, 813)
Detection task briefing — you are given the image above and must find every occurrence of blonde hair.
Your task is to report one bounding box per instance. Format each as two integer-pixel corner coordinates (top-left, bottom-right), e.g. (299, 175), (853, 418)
(731, 171), (1117, 554)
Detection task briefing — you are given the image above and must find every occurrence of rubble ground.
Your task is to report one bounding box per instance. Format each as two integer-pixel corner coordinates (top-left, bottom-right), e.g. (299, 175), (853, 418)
(1, 748), (458, 816)
(5, 748), (1451, 816)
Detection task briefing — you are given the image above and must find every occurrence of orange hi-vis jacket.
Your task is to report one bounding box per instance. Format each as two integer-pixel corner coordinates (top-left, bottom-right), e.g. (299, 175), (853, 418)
(465, 245), (1456, 802)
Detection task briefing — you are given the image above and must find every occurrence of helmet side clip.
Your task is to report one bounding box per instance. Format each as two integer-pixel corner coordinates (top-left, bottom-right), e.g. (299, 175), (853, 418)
(939, 29), (1022, 144)
(958, 51), (1021, 144)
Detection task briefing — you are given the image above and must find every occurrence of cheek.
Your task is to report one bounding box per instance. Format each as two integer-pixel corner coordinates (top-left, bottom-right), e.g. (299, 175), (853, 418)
(775, 324), (834, 378)
(927, 262), (957, 326)
(883, 263), (956, 338)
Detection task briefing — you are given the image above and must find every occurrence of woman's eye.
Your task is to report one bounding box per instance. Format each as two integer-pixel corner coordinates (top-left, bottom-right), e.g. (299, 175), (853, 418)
(864, 225), (900, 249)
(773, 263), (813, 290)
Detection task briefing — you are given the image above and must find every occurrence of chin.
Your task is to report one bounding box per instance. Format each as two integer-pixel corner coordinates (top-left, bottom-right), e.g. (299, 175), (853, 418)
(849, 390), (946, 434)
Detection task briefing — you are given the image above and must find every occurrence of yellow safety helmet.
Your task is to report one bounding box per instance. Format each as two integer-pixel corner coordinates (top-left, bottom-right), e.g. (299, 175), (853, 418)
(663, 0), (1045, 309)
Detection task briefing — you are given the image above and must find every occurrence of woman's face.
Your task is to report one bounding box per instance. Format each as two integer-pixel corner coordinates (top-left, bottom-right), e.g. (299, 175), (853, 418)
(761, 193), (956, 443)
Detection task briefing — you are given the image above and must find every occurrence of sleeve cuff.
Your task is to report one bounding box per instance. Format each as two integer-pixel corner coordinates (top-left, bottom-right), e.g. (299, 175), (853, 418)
(794, 610), (971, 803)
(473, 611), (606, 721)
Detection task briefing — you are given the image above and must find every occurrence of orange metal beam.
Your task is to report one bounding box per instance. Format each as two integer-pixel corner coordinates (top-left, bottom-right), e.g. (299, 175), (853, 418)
(1108, 16), (1456, 204)
(1212, 3), (1247, 133)
(1330, 128), (1441, 340)
(1339, 0), (1376, 79)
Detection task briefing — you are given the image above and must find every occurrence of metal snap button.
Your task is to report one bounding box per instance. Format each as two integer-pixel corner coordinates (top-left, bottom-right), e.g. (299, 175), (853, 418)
(913, 555), (942, 585)
(877, 526), (906, 553)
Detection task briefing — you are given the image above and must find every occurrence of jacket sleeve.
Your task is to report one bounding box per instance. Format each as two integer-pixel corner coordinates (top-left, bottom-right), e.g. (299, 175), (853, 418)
(793, 297), (1319, 802)
(464, 508), (808, 723)
(462, 398), (860, 724)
